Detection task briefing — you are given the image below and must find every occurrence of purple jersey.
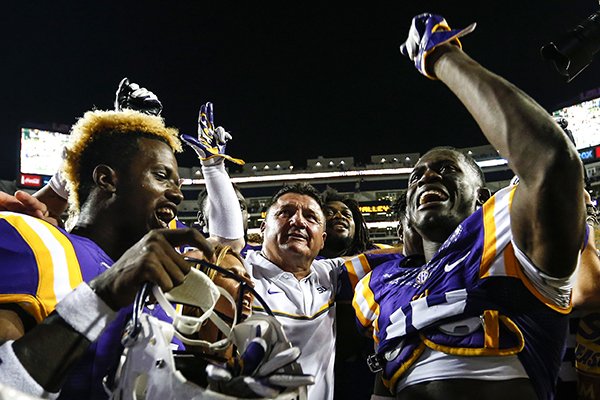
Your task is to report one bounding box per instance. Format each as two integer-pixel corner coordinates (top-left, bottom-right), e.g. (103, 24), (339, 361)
(352, 186), (573, 400)
(0, 212), (182, 399)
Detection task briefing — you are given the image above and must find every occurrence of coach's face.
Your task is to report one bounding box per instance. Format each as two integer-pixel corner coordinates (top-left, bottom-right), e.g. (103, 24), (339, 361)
(261, 193), (326, 265)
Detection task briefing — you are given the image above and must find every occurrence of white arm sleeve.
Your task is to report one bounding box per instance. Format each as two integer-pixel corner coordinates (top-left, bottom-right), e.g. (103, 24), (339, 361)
(0, 341), (59, 399)
(47, 170), (68, 201)
(202, 163), (244, 240)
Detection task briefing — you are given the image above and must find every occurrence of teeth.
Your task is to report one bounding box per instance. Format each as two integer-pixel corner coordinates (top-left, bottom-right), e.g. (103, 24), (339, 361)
(156, 207), (175, 222)
(419, 190), (448, 205)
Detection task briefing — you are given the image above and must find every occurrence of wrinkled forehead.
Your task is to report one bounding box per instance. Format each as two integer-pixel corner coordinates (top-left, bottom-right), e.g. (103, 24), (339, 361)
(270, 193), (324, 215)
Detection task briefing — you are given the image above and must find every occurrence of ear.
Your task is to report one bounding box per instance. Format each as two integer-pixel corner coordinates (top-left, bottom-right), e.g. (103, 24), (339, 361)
(260, 220), (266, 233)
(320, 232), (327, 250)
(93, 164), (118, 194)
(396, 223), (404, 243)
(476, 188), (492, 207)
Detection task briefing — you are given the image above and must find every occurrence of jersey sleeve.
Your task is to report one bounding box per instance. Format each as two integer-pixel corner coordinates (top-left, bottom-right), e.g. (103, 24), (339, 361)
(337, 252), (403, 301)
(0, 213), (82, 322)
(352, 271), (378, 337)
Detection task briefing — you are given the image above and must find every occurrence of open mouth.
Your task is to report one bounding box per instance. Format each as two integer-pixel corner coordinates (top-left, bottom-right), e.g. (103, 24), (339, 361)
(417, 189), (449, 207)
(331, 219), (349, 229)
(155, 206), (176, 228)
(287, 230), (308, 242)
(241, 295), (253, 315)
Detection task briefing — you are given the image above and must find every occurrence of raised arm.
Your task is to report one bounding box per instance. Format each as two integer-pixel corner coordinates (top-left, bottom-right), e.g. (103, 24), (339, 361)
(402, 14), (585, 277)
(182, 102), (246, 253)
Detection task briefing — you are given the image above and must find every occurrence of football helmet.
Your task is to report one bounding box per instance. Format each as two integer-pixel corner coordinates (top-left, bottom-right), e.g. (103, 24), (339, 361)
(108, 256), (312, 400)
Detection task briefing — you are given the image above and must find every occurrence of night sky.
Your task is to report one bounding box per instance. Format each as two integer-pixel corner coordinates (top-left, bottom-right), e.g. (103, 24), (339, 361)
(2, 1), (600, 180)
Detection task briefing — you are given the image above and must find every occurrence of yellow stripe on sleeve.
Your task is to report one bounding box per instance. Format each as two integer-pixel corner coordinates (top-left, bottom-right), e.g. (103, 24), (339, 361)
(344, 254), (372, 289)
(480, 196), (497, 278)
(2, 214), (56, 318)
(352, 273), (378, 328)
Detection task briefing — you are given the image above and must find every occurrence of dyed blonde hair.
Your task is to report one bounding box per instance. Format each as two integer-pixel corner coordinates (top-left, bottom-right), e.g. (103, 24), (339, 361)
(62, 109), (182, 213)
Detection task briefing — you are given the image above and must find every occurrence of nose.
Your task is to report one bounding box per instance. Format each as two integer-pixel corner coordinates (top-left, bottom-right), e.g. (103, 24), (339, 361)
(418, 167), (442, 185)
(328, 209), (344, 219)
(166, 184), (184, 205)
(289, 210), (307, 227)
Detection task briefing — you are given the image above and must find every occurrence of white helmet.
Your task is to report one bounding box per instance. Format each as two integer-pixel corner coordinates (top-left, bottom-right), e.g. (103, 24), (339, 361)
(108, 258), (312, 400)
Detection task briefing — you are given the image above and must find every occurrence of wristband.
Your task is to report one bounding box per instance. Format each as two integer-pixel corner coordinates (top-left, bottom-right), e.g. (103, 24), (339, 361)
(0, 341), (59, 399)
(202, 163), (244, 240)
(54, 283), (117, 342)
(47, 170), (69, 200)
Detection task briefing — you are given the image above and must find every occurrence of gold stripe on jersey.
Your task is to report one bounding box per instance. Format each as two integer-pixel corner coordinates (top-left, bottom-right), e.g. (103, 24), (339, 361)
(0, 214), (83, 322)
(1, 214), (55, 321)
(483, 309), (500, 349)
(478, 186), (571, 313)
(252, 299), (335, 321)
(421, 313), (524, 357)
(353, 272), (378, 328)
(168, 218), (178, 229)
(480, 195), (497, 277)
(509, 243), (572, 314)
(0, 294), (45, 322)
(383, 342), (427, 393)
(344, 254), (371, 289)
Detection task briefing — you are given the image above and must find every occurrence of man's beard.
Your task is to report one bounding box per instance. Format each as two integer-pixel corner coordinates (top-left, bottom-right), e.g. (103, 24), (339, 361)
(324, 232), (353, 255)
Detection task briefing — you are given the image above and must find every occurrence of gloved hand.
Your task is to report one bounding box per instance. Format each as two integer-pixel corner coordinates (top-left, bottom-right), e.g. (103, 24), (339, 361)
(181, 102), (245, 166)
(400, 13), (476, 79)
(206, 314), (313, 398)
(114, 77), (163, 116)
(48, 78), (164, 203)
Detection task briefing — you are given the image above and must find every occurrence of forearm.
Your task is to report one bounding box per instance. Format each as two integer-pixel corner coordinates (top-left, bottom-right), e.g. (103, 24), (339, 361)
(1, 283), (117, 394)
(432, 45), (585, 276)
(202, 163), (245, 252)
(432, 45), (582, 184)
(11, 314), (91, 393)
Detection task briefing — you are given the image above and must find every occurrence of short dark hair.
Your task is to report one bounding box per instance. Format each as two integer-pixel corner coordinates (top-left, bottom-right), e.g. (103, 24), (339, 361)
(64, 109), (181, 212)
(322, 188), (373, 254)
(266, 183), (324, 213)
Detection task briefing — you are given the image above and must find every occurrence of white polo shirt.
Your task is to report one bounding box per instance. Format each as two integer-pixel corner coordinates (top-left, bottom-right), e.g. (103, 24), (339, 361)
(244, 251), (348, 400)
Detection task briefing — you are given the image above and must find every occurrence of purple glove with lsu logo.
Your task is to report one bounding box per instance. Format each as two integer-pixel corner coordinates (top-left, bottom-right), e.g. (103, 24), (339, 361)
(181, 102), (245, 166)
(400, 13), (476, 79)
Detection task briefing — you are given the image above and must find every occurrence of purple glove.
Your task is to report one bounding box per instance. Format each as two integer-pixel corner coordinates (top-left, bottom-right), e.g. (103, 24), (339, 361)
(114, 77), (163, 116)
(181, 102), (245, 166)
(400, 13), (476, 79)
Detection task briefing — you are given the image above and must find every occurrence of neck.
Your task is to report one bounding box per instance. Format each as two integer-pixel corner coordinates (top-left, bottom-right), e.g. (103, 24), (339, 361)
(319, 246), (347, 258)
(71, 202), (136, 261)
(320, 236), (352, 258)
(422, 240), (444, 263)
(262, 250), (313, 280)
